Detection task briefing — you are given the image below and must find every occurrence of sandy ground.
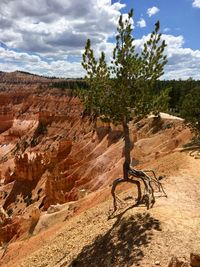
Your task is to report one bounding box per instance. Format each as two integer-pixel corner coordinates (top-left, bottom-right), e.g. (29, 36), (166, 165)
(1, 151), (199, 267)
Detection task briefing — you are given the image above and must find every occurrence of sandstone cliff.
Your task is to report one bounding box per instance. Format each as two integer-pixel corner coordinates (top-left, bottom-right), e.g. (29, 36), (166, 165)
(0, 71), (195, 265)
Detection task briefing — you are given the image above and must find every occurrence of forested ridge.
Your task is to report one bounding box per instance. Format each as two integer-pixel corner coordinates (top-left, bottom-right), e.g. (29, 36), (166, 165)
(53, 78), (200, 113)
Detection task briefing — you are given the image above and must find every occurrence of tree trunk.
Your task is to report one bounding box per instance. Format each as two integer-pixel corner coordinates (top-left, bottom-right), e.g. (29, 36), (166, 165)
(122, 116), (132, 180)
(110, 116), (166, 212)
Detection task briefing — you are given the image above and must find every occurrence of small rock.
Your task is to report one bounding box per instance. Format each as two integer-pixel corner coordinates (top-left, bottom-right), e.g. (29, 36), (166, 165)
(155, 261), (160, 265)
(190, 253), (200, 267)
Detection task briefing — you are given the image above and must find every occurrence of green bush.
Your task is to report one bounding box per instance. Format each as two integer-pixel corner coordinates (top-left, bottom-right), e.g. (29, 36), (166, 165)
(181, 86), (200, 136)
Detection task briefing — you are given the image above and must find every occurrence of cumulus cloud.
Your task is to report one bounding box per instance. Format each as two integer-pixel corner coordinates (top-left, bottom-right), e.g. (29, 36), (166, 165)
(0, 0), (128, 77)
(1, 32), (200, 80)
(0, 46), (84, 77)
(134, 34), (200, 80)
(137, 18), (146, 28)
(0, 0), (200, 80)
(147, 6), (160, 17)
(0, 0), (125, 56)
(192, 0), (200, 8)
(0, 0), (128, 78)
(0, 47), (41, 63)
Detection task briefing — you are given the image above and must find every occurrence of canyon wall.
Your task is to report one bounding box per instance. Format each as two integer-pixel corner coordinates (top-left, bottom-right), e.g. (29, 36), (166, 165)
(0, 71), (192, 245)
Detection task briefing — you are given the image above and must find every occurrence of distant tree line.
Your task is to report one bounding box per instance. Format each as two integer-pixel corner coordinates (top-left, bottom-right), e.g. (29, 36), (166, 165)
(154, 78), (200, 113)
(53, 78), (200, 112)
(52, 77), (200, 138)
(51, 79), (87, 90)
(155, 79), (200, 138)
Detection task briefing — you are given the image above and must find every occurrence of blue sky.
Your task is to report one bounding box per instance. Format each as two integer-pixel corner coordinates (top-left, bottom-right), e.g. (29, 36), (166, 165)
(113, 0), (200, 50)
(0, 0), (200, 79)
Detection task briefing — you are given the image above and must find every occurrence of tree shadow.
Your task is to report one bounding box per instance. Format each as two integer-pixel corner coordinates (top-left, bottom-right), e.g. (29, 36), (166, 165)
(68, 211), (161, 267)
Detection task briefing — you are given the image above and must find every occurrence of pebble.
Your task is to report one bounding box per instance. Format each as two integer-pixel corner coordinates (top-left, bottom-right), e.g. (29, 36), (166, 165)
(155, 260), (160, 265)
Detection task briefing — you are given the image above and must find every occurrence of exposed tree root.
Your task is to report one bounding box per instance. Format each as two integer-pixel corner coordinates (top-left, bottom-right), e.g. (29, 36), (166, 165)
(111, 178), (142, 213)
(142, 169), (167, 197)
(111, 165), (167, 212)
(180, 145), (200, 159)
(189, 149), (200, 159)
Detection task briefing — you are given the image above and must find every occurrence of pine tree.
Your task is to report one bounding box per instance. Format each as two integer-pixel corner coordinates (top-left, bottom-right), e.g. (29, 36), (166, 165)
(181, 86), (200, 139)
(81, 9), (168, 211)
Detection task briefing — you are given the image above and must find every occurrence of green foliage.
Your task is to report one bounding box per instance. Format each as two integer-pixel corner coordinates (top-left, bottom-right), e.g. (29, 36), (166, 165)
(181, 86), (200, 136)
(81, 39), (110, 116)
(81, 9), (168, 124)
(51, 80), (87, 91)
(154, 78), (200, 113)
(152, 87), (171, 116)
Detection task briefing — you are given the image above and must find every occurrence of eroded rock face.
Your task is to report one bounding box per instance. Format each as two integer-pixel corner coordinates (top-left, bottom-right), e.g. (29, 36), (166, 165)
(0, 71), (193, 246)
(28, 206), (41, 234)
(0, 106), (14, 134)
(0, 217), (21, 245)
(7, 153), (45, 183)
(0, 206), (8, 225)
(44, 170), (77, 208)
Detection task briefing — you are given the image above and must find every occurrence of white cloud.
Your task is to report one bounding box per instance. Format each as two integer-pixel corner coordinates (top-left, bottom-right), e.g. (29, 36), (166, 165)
(0, 47), (41, 62)
(134, 34), (200, 80)
(147, 6), (160, 17)
(0, 0), (125, 56)
(0, 46), (84, 77)
(193, 0), (200, 8)
(137, 18), (146, 28)
(0, 1), (200, 80)
(1, 33), (200, 80)
(0, 0), (128, 78)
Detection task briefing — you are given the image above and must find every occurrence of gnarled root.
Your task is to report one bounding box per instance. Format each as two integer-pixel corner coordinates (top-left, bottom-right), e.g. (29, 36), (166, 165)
(143, 169), (167, 197)
(111, 178), (142, 212)
(128, 168), (155, 209)
(111, 166), (166, 212)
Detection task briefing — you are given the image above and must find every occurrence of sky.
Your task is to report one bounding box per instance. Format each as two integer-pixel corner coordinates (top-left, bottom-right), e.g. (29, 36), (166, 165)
(0, 0), (200, 79)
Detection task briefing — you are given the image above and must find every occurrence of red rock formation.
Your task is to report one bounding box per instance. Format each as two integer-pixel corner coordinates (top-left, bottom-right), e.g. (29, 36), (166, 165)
(55, 140), (72, 162)
(7, 153), (45, 183)
(0, 106), (14, 134)
(0, 71), (193, 247)
(0, 217), (21, 245)
(44, 171), (78, 208)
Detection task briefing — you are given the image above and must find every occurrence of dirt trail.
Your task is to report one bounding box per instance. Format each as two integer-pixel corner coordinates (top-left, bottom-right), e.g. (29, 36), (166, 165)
(2, 152), (197, 267)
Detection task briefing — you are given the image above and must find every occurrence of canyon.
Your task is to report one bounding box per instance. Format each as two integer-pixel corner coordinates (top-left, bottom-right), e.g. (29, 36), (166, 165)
(0, 71), (199, 267)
